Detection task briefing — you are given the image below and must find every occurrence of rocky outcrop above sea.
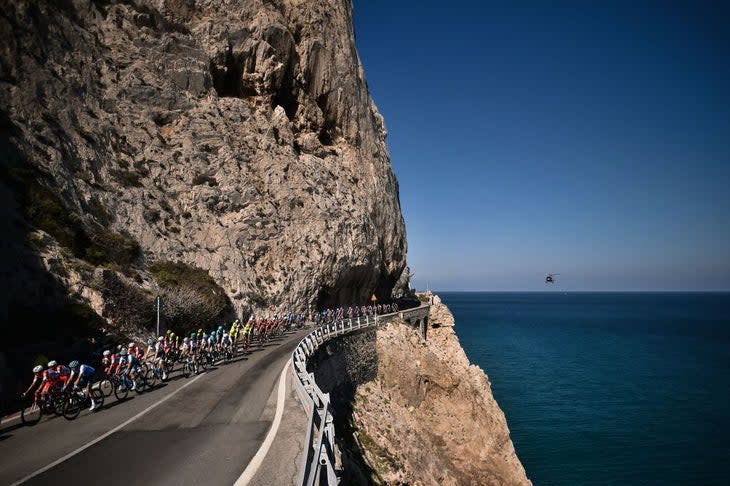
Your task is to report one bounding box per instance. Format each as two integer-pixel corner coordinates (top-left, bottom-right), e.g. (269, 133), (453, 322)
(0, 0), (407, 331)
(312, 297), (532, 485)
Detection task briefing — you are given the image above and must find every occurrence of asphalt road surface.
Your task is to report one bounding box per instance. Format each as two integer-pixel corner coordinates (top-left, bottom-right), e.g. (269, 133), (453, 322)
(0, 328), (311, 486)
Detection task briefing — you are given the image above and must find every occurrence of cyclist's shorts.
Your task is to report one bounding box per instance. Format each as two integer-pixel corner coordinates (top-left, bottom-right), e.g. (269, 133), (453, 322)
(78, 375), (91, 387)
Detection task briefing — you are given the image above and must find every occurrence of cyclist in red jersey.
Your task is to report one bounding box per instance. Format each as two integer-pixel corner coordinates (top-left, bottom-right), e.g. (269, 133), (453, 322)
(22, 365), (46, 402)
(50, 360), (72, 388)
(40, 361), (62, 398)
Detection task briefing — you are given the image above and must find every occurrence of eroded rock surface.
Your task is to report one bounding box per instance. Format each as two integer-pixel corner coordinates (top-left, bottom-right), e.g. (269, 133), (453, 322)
(1, 0), (406, 320)
(313, 299), (532, 485)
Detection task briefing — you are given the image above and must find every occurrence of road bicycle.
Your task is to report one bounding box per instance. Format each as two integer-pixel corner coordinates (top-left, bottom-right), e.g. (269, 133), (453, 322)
(117, 370), (146, 394)
(181, 356), (198, 378)
(62, 386), (105, 420)
(143, 360), (167, 388)
(98, 373), (130, 401)
(20, 387), (65, 426)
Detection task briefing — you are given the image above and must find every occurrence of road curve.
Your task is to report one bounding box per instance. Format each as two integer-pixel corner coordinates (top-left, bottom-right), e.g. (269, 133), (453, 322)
(0, 328), (311, 486)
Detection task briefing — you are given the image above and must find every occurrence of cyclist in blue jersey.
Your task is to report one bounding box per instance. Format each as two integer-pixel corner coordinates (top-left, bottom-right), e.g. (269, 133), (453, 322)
(126, 344), (142, 390)
(67, 360), (98, 411)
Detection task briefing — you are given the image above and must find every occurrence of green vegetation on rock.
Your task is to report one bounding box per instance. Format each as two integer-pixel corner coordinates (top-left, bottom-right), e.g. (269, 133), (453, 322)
(150, 261), (231, 334)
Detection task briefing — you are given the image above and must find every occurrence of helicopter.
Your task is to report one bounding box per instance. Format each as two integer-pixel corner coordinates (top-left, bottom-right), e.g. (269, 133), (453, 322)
(545, 273), (559, 284)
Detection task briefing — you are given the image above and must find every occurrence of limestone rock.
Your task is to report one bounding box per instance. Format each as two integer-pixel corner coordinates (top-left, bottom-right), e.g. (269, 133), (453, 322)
(312, 299), (532, 485)
(1, 0), (407, 320)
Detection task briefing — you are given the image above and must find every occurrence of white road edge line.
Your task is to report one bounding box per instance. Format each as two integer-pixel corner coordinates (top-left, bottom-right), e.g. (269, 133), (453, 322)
(234, 357), (291, 486)
(10, 373), (205, 486)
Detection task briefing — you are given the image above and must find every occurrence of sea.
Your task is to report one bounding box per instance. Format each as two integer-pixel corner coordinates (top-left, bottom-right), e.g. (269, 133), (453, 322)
(439, 292), (730, 486)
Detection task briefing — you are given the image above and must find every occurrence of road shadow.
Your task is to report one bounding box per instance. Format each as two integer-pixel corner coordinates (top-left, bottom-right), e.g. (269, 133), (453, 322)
(141, 382), (169, 394)
(110, 396), (135, 407)
(0, 421), (25, 436)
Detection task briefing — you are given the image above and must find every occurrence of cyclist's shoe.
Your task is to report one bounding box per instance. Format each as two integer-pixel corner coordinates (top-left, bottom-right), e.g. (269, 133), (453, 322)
(130, 382), (136, 391)
(89, 399), (97, 412)
(162, 372), (167, 380)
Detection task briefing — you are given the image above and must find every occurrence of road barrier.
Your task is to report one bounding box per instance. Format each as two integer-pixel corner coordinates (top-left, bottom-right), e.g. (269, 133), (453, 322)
(290, 304), (431, 486)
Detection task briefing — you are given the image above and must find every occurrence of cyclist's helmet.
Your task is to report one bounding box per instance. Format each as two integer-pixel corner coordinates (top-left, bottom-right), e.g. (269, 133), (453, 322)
(120, 348), (128, 356)
(183, 337), (189, 343)
(147, 338), (154, 346)
(117, 344), (123, 351)
(223, 332), (228, 337)
(158, 336), (164, 342)
(33, 365), (44, 373)
(198, 328), (202, 333)
(128, 342), (135, 348)
(47, 360), (57, 368)
(203, 333), (208, 338)
(103, 350), (111, 357)
(69, 360), (79, 369)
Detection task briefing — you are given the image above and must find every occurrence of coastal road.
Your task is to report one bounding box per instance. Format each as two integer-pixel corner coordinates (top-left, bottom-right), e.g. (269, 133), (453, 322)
(0, 328), (310, 486)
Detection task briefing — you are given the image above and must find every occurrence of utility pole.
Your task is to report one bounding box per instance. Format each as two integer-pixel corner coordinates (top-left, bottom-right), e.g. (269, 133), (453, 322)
(155, 295), (161, 337)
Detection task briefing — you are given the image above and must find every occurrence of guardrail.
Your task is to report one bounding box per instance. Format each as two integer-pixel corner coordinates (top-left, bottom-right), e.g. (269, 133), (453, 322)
(291, 304), (430, 486)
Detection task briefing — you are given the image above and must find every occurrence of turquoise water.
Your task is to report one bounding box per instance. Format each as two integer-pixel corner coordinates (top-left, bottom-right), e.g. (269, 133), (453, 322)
(439, 292), (730, 486)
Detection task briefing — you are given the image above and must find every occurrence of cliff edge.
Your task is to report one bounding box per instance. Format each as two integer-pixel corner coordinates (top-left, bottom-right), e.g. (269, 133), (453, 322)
(312, 297), (532, 485)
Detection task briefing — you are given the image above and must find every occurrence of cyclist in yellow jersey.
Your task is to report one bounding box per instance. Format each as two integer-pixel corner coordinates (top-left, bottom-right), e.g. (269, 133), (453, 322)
(229, 320), (239, 343)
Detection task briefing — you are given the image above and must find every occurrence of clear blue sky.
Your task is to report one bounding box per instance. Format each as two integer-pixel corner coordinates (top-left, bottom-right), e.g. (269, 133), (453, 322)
(353, 1), (730, 291)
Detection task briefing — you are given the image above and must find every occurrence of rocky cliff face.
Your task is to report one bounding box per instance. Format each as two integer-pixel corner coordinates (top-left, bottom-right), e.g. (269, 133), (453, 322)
(0, 0), (406, 325)
(312, 298), (532, 485)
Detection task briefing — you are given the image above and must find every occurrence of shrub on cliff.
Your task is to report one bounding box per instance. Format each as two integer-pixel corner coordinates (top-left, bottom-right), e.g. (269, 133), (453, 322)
(84, 228), (141, 268)
(96, 269), (156, 332)
(150, 261), (230, 334)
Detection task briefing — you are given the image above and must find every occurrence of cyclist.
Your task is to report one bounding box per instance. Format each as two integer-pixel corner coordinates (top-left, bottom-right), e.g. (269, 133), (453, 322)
(229, 320), (240, 343)
(116, 348), (130, 389)
(66, 361), (98, 411)
(180, 337), (192, 370)
(101, 350), (111, 373)
(126, 344), (142, 390)
(21, 365), (46, 403)
(40, 362), (62, 402)
(134, 341), (146, 360)
(49, 360), (73, 389)
(189, 332), (198, 357)
(154, 336), (168, 380)
(221, 332), (233, 357)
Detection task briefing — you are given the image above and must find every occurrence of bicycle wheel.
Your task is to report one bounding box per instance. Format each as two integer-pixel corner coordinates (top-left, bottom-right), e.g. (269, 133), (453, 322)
(63, 394), (82, 420)
(198, 358), (207, 371)
(51, 392), (67, 416)
(91, 388), (104, 410)
(145, 368), (158, 388)
(134, 373), (146, 394)
(165, 358), (176, 374)
(114, 381), (129, 401)
(98, 379), (114, 398)
(21, 400), (42, 426)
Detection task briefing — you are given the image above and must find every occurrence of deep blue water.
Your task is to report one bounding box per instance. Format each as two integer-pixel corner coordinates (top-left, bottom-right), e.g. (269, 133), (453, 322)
(439, 292), (730, 486)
